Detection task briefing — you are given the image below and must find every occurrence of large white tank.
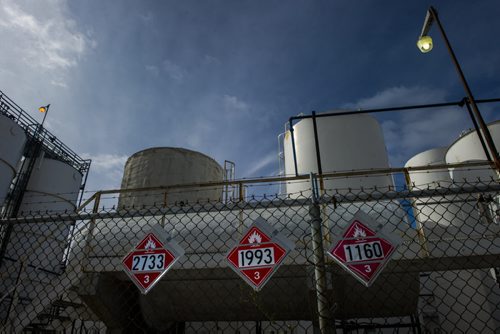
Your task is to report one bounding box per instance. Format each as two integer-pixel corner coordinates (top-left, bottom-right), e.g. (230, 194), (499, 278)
(7, 157), (83, 272)
(118, 147), (224, 208)
(283, 114), (394, 196)
(446, 120), (500, 183)
(444, 121), (500, 233)
(405, 147), (460, 230)
(18, 157), (82, 214)
(0, 114), (26, 207)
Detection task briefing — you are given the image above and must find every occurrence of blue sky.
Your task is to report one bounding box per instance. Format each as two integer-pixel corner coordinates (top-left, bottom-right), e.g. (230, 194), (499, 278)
(1, 0), (499, 195)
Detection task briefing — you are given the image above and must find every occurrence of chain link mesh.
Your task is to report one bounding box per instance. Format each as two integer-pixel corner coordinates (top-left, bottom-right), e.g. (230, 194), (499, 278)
(1, 176), (499, 333)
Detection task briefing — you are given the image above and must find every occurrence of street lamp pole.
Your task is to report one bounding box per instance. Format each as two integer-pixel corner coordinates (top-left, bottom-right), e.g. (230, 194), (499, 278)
(417, 6), (500, 171)
(39, 104), (50, 128)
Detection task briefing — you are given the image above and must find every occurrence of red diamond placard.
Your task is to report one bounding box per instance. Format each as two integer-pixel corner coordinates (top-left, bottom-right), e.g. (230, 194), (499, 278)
(226, 217), (294, 291)
(327, 211), (400, 287)
(122, 225), (184, 294)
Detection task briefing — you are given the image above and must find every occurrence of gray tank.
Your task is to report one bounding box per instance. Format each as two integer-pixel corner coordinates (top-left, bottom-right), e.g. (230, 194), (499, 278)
(118, 147), (224, 208)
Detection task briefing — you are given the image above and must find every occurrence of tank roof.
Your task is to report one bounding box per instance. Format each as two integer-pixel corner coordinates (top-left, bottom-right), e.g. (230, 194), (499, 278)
(126, 147), (220, 167)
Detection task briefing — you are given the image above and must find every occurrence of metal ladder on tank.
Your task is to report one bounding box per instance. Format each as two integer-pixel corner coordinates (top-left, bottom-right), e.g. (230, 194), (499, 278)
(223, 160), (236, 203)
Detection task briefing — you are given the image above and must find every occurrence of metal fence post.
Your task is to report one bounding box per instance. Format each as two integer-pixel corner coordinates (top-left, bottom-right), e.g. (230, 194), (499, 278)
(82, 192), (102, 271)
(309, 173), (332, 333)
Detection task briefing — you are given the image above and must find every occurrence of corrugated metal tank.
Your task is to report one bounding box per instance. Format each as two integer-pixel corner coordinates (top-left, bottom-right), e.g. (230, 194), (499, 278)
(118, 147), (223, 208)
(283, 114), (394, 196)
(0, 114), (26, 207)
(7, 157), (82, 272)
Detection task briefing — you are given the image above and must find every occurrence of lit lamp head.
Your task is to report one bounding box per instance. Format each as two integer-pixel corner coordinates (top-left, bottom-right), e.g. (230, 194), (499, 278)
(38, 104), (50, 113)
(417, 8), (436, 53)
(417, 35), (433, 53)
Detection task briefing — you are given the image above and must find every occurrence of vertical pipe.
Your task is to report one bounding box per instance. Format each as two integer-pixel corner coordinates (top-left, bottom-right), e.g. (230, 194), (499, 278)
(5, 259), (26, 323)
(289, 118), (299, 177)
(0, 221), (13, 269)
(403, 168), (429, 257)
(238, 182), (244, 202)
(238, 182), (245, 236)
(82, 192), (101, 271)
(309, 173), (332, 333)
(312, 111), (323, 176)
(312, 111), (323, 178)
(312, 111), (327, 195)
(277, 132), (285, 195)
(77, 161), (91, 207)
(70, 319), (76, 334)
(311, 111), (330, 243)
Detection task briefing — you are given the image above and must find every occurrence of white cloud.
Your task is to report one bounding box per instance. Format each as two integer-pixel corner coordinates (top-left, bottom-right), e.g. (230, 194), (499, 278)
(347, 86), (470, 166)
(139, 12), (153, 23)
(162, 59), (186, 81)
(50, 79), (68, 88)
(0, 0), (95, 88)
(243, 152), (277, 177)
(80, 153), (128, 191)
(223, 95), (249, 114)
(203, 55), (220, 65)
(145, 65), (160, 77)
(0, 0), (94, 71)
(344, 86), (447, 109)
(81, 153), (128, 172)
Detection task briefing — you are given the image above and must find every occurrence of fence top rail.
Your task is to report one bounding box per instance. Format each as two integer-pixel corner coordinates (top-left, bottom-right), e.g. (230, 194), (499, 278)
(77, 161), (495, 211)
(3, 182), (500, 225)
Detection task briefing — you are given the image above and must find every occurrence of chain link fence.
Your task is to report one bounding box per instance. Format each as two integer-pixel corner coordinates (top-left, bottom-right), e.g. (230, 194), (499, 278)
(1, 173), (500, 333)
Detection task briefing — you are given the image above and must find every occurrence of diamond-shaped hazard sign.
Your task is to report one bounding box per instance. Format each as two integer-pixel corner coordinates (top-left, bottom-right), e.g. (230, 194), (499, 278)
(122, 224), (184, 294)
(226, 217), (294, 291)
(327, 210), (401, 287)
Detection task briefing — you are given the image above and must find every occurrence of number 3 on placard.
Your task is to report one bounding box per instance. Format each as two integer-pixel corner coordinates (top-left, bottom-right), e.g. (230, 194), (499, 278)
(254, 271), (260, 280)
(144, 275), (150, 283)
(364, 265), (371, 273)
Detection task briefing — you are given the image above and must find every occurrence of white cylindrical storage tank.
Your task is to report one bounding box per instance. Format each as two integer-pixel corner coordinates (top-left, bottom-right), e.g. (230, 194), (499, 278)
(405, 147), (451, 187)
(0, 114), (26, 207)
(118, 147), (224, 208)
(18, 157), (82, 214)
(283, 114), (394, 196)
(446, 120), (500, 183)
(6, 157), (82, 273)
(405, 147), (461, 230)
(445, 121), (500, 230)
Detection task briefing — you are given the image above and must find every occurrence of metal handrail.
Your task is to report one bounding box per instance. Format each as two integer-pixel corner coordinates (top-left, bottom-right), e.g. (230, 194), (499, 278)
(0, 90), (91, 174)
